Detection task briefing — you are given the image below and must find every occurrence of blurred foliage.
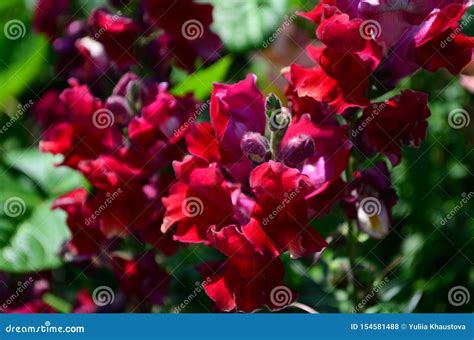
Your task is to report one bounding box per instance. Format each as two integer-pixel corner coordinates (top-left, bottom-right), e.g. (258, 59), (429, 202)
(171, 56), (233, 100)
(211, 0), (287, 53)
(0, 0), (472, 313)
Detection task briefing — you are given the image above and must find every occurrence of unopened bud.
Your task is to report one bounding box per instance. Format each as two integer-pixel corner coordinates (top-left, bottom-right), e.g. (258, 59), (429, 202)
(105, 96), (133, 127)
(113, 72), (140, 97)
(240, 132), (271, 163)
(268, 108), (292, 132)
(281, 134), (314, 167)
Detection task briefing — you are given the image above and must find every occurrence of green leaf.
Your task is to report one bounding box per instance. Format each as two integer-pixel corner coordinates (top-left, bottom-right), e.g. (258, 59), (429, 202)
(0, 35), (48, 105)
(0, 201), (70, 273)
(211, 0), (288, 52)
(79, 0), (109, 14)
(0, 166), (42, 208)
(42, 293), (73, 313)
(4, 149), (86, 196)
(171, 56), (232, 100)
(265, 93), (282, 116)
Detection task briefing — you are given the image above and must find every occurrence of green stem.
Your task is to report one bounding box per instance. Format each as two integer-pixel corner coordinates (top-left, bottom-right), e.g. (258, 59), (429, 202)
(345, 158), (359, 309)
(347, 219), (359, 309)
(270, 131), (278, 160)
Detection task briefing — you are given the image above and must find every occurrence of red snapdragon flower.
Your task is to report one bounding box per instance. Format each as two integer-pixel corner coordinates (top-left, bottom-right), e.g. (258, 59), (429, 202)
(144, 0), (222, 70)
(203, 225), (295, 312)
(89, 9), (141, 68)
(414, 4), (474, 74)
(53, 188), (106, 256)
(161, 157), (235, 243)
(282, 113), (352, 196)
(210, 74), (266, 163)
(289, 43), (381, 114)
(113, 252), (170, 306)
(243, 161), (327, 259)
(39, 80), (122, 168)
(129, 83), (199, 148)
(33, 0), (70, 38)
(355, 90), (431, 165)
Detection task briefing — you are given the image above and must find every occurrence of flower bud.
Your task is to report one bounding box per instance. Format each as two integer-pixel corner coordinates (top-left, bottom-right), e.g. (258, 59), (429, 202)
(281, 134), (315, 167)
(105, 96), (133, 127)
(240, 132), (271, 163)
(356, 196), (390, 239)
(112, 72), (140, 97)
(268, 108), (292, 133)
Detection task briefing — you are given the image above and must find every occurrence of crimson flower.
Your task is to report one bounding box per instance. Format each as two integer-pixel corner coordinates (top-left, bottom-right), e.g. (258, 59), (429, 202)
(161, 157), (235, 243)
(89, 9), (140, 67)
(203, 225), (295, 312)
(355, 90), (431, 165)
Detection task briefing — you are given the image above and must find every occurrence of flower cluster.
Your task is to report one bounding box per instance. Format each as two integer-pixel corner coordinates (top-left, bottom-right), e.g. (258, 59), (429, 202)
(29, 0), (474, 313)
(33, 0), (222, 88)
